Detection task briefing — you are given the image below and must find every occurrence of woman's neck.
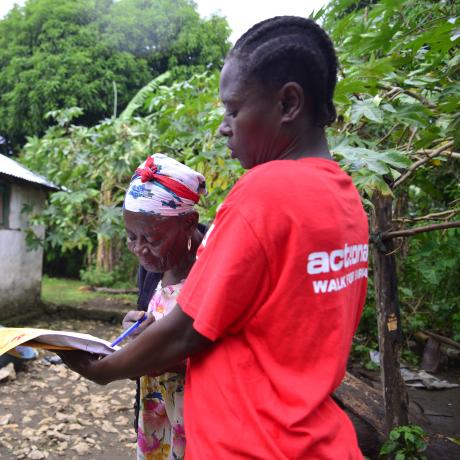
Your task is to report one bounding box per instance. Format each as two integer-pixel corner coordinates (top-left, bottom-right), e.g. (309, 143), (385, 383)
(279, 126), (331, 161)
(161, 228), (203, 287)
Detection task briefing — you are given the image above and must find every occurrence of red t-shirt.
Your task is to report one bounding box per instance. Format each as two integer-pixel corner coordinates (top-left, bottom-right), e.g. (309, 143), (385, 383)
(178, 158), (368, 459)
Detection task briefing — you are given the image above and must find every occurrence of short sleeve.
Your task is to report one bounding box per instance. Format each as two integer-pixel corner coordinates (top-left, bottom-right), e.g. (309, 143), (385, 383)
(178, 205), (271, 341)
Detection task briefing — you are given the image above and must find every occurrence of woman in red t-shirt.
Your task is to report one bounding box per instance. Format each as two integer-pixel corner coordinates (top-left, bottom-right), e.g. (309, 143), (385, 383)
(60, 17), (368, 459)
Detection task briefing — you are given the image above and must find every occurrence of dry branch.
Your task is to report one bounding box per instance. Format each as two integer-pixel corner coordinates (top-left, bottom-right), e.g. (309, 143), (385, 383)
(441, 151), (460, 159)
(399, 88), (436, 108)
(392, 209), (460, 223)
(406, 127), (418, 152)
(421, 330), (460, 352)
(412, 150), (460, 160)
(376, 123), (400, 146)
(383, 221), (460, 239)
(393, 140), (454, 189)
(381, 85), (436, 109)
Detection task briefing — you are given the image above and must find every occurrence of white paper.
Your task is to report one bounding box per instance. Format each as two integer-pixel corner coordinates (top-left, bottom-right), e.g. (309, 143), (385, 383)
(0, 327), (120, 356)
(33, 330), (120, 355)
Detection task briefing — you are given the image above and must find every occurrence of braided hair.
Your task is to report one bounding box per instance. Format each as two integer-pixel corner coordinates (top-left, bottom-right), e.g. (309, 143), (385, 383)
(229, 16), (338, 127)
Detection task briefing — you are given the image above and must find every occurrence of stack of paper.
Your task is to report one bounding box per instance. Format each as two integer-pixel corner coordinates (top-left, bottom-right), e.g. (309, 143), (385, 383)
(0, 328), (119, 357)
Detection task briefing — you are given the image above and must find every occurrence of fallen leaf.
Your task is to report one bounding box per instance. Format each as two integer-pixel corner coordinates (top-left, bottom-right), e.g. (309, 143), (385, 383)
(55, 412), (77, 422)
(30, 381), (47, 389)
(38, 417), (54, 426)
(22, 427), (36, 438)
(29, 449), (47, 459)
(68, 423), (83, 431)
(0, 363), (16, 382)
(101, 420), (118, 433)
(47, 430), (70, 441)
(72, 441), (90, 455)
(56, 440), (68, 451)
(114, 415), (129, 425)
(44, 395), (58, 404)
(0, 438), (14, 449)
(0, 413), (13, 425)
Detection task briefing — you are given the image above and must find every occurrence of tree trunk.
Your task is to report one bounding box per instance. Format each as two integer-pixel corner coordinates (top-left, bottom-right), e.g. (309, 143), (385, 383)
(371, 192), (409, 432)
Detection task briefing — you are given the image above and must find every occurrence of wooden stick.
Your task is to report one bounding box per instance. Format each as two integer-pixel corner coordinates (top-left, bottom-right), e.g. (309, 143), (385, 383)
(383, 221), (460, 239)
(421, 330), (460, 352)
(392, 209), (459, 223)
(381, 85), (436, 109)
(406, 127), (418, 152)
(376, 123), (400, 146)
(393, 141), (454, 189)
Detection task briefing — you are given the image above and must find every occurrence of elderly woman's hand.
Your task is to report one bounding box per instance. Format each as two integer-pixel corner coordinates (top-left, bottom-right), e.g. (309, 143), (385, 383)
(121, 310), (155, 339)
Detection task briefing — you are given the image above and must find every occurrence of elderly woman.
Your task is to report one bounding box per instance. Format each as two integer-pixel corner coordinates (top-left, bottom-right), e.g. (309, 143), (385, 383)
(60, 17), (368, 459)
(121, 153), (206, 459)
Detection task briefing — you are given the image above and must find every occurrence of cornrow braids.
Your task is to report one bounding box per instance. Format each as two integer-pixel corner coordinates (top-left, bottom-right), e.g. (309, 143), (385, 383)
(229, 16), (338, 127)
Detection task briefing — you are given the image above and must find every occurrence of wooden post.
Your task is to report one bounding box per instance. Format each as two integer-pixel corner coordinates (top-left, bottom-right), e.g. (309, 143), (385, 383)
(371, 192), (409, 432)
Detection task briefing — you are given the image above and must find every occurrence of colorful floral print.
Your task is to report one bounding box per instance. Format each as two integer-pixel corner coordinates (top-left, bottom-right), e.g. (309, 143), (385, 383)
(137, 281), (185, 460)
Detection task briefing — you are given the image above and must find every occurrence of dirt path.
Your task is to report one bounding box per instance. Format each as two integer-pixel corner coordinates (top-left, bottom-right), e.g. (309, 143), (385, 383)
(1, 317), (459, 459)
(0, 318), (136, 460)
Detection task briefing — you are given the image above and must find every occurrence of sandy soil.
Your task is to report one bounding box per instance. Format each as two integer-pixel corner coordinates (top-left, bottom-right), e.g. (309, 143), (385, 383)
(0, 318), (136, 460)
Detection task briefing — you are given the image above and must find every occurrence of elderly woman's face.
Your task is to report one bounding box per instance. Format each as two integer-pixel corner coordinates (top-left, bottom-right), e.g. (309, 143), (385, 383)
(124, 209), (187, 273)
(218, 58), (284, 169)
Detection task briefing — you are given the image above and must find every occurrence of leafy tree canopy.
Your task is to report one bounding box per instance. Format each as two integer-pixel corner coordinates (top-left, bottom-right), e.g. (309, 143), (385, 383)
(317, 0), (460, 343)
(20, 0), (460, 340)
(0, 0), (230, 147)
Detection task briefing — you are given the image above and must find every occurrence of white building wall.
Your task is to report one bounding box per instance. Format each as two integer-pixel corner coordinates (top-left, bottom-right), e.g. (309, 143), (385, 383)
(0, 182), (47, 319)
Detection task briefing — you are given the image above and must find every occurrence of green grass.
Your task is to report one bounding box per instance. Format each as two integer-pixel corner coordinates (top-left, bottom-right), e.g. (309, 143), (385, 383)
(41, 276), (137, 306)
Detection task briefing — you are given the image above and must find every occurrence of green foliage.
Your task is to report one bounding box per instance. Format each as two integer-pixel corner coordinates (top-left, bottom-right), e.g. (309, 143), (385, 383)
(351, 340), (380, 370)
(41, 276), (137, 306)
(139, 72), (243, 219)
(0, 0), (230, 147)
(80, 266), (124, 288)
(17, 0), (460, 354)
(20, 70), (240, 275)
(380, 425), (428, 459)
(102, 0), (231, 81)
(318, 0), (460, 345)
(398, 228), (460, 341)
(320, 0), (459, 199)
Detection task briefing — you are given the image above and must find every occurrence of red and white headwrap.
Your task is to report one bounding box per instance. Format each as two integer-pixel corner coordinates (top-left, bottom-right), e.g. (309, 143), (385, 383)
(124, 154), (206, 216)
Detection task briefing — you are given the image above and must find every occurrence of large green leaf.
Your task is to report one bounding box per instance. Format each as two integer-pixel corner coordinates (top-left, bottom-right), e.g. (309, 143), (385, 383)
(119, 72), (171, 120)
(350, 99), (384, 124)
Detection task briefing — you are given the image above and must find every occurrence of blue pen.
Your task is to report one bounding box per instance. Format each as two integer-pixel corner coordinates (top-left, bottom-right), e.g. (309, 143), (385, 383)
(111, 314), (147, 347)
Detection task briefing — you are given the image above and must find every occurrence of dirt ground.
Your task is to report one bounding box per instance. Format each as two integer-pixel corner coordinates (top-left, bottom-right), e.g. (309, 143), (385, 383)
(77, 295), (137, 313)
(1, 316), (459, 459)
(0, 318), (136, 460)
(349, 363), (460, 458)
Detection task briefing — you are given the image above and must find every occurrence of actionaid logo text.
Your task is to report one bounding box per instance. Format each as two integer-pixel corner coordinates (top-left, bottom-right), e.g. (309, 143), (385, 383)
(306, 243), (369, 294)
(307, 243), (368, 275)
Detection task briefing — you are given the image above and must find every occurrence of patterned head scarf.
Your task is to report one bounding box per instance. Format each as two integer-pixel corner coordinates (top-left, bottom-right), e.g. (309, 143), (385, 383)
(124, 154), (207, 216)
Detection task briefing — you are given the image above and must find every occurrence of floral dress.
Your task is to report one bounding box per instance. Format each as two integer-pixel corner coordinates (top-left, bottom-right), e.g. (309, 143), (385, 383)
(137, 281), (186, 460)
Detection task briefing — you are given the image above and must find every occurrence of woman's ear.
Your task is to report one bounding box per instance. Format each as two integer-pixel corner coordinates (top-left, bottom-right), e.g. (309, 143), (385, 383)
(183, 211), (199, 233)
(279, 82), (304, 123)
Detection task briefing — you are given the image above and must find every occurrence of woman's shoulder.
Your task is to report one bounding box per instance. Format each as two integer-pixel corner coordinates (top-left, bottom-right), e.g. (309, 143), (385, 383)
(224, 158), (344, 215)
(239, 158), (342, 189)
(220, 162), (291, 215)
